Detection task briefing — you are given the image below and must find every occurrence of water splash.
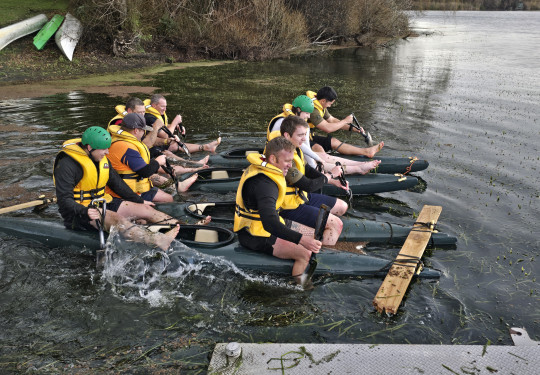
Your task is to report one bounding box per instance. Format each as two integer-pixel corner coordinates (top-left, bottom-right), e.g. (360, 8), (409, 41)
(101, 227), (296, 307)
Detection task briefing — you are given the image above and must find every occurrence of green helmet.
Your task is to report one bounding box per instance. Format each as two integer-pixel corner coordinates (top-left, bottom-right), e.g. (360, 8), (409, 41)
(82, 126), (111, 150)
(292, 95), (314, 114)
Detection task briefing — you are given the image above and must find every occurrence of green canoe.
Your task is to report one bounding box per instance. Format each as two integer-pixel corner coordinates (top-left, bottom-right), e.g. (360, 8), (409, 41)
(181, 167), (419, 196)
(0, 217), (440, 279)
(33, 14), (64, 50)
(155, 201), (457, 247)
(209, 148), (428, 175)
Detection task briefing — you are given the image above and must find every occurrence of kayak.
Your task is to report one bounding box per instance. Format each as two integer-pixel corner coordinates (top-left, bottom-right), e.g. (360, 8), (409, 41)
(155, 201), (457, 246)
(0, 217), (440, 279)
(209, 148), (429, 174)
(181, 167), (419, 196)
(33, 14), (64, 50)
(0, 14), (48, 51)
(55, 13), (82, 61)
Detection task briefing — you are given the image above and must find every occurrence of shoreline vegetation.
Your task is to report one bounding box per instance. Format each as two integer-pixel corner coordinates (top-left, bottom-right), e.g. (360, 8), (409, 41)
(1, 0), (538, 91)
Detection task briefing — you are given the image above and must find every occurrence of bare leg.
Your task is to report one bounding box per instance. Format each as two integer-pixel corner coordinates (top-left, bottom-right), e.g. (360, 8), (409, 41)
(330, 138), (384, 158)
(116, 201), (177, 225)
(316, 152), (381, 175)
(184, 137), (222, 154)
(272, 237), (312, 277)
(150, 174), (169, 187)
(195, 216), (212, 225)
(172, 165), (208, 175)
(101, 211), (179, 251)
(291, 216), (342, 246)
(151, 189), (174, 203)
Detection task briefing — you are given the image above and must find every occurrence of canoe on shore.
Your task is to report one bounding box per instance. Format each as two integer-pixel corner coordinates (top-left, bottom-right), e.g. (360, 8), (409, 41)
(0, 217), (440, 279)
(209, 148), (429, 174)
(33, 14), (64, 50)
(0, 14), (48, 51)
(155, 201), (457, 247)
(55, 13), (82, 61)
(181, 167), (419, 196)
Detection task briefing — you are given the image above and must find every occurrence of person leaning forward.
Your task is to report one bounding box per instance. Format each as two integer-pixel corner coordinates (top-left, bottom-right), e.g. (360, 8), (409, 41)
(106, 113), (199, 200)
(306, 86), (384, 158)
(234, 137), (342, 282)
(53, 126), (180, 251)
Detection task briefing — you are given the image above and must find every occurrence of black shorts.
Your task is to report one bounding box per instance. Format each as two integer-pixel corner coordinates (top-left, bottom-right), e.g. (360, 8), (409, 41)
(67, 197), (123, 231)
(141, 187), (159, 202)
(237, 229), (277, 255)
(310, 134), (333, 152)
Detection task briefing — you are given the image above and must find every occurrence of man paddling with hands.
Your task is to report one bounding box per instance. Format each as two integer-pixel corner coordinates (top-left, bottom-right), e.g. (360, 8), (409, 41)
(234, 137), (342, 284)
(53, 126), (180, 251)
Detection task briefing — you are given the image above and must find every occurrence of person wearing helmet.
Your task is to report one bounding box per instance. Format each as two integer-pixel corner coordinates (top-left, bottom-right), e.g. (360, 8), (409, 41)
(268, 95), (381, 173)
(106, 113), (201, 201)
(306, 86), (384, 158)
(53, 126), (180, 251)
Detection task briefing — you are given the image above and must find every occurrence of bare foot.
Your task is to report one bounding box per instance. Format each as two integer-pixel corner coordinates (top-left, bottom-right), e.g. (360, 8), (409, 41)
(361, 160), (381, 174)
(176, 173), (198, 192)
(203, 137), (222, 153)
(195, 155), (210, 165)
(364, 141), (384, 158)
(155, 224), (180, 251)
(195, 215), (212, 225)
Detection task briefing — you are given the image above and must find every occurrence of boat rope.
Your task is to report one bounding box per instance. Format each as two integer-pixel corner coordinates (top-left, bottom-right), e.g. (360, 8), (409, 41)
(385, 221), (395, 245)
(412, 220), (439, 233)
(378, 254), (424, 275)
(403, 156), (418, 175)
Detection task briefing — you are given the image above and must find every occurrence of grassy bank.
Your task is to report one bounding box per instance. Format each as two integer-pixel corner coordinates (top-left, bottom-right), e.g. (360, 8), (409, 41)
(1, 0), (412, 86)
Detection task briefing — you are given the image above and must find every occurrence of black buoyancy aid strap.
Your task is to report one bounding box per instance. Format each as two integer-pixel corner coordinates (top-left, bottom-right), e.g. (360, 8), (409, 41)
(235, 204), (262, 221)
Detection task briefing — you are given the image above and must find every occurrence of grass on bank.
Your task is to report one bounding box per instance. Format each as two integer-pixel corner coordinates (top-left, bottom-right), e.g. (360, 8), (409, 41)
(0, 0), (68, 27)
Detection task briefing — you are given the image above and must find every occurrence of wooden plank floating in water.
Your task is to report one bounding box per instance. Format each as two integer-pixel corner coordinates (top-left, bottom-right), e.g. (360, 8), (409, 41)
(373, 205), (442, 315)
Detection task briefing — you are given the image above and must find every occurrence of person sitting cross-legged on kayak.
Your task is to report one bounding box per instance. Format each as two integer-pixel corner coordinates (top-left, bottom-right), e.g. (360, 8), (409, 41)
(53, 126), (180, 251)
(106, 113), (199, 200)
(107, 97), (210, 168)
(234, 137), (343, 282)
(306, 86), (384, 159)
(144, 94), (221, 157)
(268, 95), (381, 173)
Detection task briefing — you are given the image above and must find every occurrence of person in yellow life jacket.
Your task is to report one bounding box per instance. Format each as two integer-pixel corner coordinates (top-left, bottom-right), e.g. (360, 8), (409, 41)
(108, 97), (211, 168)
(106, 113), (200, 202)
(234, 137), (343, 280)
(144, 94), (221, 156)
(53, 126), (180, 251)
(307, 86), (384, 158)
(269, 95), (382, 174)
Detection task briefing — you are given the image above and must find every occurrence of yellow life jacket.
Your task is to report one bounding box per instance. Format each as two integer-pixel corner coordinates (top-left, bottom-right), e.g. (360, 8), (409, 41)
(107, 104), (127, 127)
(234, 153), (287, 237)
(53, 138), (112, 206)
(266, 130), (308, 210)
(306, 90), (325, 138)
(144, 98), (168, 126)
(266, 103), (294, 141)
(107, 125), (152, 197)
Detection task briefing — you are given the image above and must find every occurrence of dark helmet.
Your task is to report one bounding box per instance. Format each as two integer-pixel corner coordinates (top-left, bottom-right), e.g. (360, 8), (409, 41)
(81, 126), (111, 150)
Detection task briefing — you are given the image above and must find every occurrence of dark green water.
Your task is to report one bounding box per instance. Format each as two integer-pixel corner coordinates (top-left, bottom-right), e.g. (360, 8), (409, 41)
(1, 11), (539, 373)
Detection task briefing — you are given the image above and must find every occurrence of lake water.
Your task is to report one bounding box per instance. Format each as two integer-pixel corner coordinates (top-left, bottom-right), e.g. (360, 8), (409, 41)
(1, 11), (539, 373)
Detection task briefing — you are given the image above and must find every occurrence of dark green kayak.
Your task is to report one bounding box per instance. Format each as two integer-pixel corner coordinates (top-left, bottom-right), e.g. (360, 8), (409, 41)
(209, 147), (428, 174)
(33, 14), (64, 50)
(155, 201), (457, 246)
(181, 167), (419, 196)
(0, 217), (440, 279)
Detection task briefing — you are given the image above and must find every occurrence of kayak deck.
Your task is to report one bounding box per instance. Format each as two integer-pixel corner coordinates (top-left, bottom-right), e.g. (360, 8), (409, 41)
(0, 217), (441, 279)
(209, 147), (429, 174)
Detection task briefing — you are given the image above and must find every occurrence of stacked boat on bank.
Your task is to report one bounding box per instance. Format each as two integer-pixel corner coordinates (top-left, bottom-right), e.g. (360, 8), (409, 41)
(0, 13), (82, 60)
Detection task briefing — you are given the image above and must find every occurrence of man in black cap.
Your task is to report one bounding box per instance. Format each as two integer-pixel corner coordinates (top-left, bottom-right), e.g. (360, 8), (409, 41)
(106, 113), (198, 202)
